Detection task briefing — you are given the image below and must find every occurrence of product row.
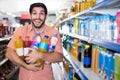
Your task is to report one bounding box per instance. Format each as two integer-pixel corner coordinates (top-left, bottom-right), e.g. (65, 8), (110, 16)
(63, 35), (120, 80)
(61, 12), (120, 43)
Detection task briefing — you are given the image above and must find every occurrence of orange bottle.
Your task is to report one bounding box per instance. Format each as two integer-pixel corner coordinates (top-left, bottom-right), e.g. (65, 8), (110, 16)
(14, 35), (24, 60)
(75, 1), (80, 14)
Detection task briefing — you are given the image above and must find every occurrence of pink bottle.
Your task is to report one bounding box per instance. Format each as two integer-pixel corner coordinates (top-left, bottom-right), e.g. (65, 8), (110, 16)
(31, 32), (41, 49)
(116, 11), (120, 43)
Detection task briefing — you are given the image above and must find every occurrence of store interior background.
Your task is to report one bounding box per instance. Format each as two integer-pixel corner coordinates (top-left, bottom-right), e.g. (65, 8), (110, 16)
(0, 0), (75, 80)
(0, 0), (120, 80)
(0, 0), (74, 26)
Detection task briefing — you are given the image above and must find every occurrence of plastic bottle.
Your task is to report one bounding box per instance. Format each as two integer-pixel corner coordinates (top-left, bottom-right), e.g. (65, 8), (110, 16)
(72, 38), (79, 58)
(115, 53), (120, 80)
(75, 1), (80, 14)
(73, 19), (79, 34)
(69, 64), (73, 80)
(24, 36), (31, 56)
(116, 11), (120, 43)
(37, 35), (49, 68)
(38, 35), (49, 53)
(83, 44), (91, 68)
(14, 35), (24, 60)
(78, 44), (82, 62)
(31, 32), (41, 49)
(73, 72), (81, 80)
(48, 32), (58, 52)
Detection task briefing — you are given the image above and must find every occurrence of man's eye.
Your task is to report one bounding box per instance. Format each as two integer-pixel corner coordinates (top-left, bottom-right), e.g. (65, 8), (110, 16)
(40, 12), (45, 15)
(32, 13), (37, 15)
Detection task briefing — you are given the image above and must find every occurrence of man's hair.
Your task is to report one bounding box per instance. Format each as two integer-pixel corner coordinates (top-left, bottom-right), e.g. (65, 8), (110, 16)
(29, 2), (48, 14)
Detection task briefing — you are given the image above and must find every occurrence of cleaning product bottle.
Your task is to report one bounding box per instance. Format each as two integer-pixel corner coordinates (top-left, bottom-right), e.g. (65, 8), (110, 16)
(14, 35), (24, 60)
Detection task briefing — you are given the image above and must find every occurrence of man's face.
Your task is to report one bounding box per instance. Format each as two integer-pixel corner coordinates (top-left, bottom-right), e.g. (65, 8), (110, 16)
(30, 7), (47, 28)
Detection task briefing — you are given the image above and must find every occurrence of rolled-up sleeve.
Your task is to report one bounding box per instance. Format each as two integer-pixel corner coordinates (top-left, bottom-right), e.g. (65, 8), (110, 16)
(7, 27), (23, 50)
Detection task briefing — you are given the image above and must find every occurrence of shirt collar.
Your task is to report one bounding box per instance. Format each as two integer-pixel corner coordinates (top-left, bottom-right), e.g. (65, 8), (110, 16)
(28, 24), (47, 34)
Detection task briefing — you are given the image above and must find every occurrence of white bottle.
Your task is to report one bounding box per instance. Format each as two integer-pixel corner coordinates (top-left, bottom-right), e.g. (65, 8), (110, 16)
(49, 32), (58, 52)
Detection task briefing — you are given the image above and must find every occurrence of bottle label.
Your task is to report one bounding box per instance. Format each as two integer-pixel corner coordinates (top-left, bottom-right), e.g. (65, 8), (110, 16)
(24, 48), (29, 56)
(84, 57), (91, 65)
(16, 48), (24, 56)
(31, 43), (38, 49)
(48, 45), (55, 52)
(39, 42), (48, 50)
(50, 37), (58, 45)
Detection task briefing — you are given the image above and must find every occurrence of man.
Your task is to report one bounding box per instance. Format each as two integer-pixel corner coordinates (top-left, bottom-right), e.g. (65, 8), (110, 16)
(5, 2), (63, 80)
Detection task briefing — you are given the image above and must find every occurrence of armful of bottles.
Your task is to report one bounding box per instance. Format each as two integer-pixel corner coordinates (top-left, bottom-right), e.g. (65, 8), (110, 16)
(14, 32), (58, 69)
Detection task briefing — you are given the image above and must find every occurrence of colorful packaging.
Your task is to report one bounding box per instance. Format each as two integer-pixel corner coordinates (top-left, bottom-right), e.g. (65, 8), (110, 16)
(116, 11), (120, 43)
(14, 35), (24, 60)
(115, 53), (120, 80)
(24, 36), (31, 56)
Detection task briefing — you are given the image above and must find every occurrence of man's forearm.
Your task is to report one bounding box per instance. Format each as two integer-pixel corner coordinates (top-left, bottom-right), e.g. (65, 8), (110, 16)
(5, 47), (27, 68)
(41, 52), (63, 63)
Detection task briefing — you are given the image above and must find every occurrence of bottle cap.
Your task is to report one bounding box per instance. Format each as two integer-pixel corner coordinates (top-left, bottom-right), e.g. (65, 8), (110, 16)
(86, 45), (90, 48)
(36, 32), (40, 35)
(15, 35), (21, 39)
(45, 35), (49, 38)
(25, 36), (30, 39)
(53, 32), (58, 37)
(49, 45), (55, 52)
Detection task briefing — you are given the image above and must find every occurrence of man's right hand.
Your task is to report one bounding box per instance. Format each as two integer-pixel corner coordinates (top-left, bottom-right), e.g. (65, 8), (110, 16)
(24, 63), (43, 71)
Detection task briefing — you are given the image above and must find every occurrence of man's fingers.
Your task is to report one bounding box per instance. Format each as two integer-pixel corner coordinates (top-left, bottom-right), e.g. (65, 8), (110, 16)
(28, 47), (35, 51)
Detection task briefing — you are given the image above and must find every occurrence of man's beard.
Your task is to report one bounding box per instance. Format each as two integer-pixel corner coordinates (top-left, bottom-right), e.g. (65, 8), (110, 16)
(31, 18), (46, 29)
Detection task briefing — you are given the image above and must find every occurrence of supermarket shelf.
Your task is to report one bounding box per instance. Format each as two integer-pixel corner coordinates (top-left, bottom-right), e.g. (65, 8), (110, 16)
(70, 56), (101, 80)
(5, 66), (19, 80)
(59, 9), (90, 24)
(0, 58), (8, 66)
(65, 33), (89, 42)
(60, 0), (120, 24)
(63, 48), (88, 80)
(91, 0), (118, 10)
(0, 35), (12, 41)
(64, 33), (120, 53)
(90, 0), (120, 15)
(91, 39), (120, 53)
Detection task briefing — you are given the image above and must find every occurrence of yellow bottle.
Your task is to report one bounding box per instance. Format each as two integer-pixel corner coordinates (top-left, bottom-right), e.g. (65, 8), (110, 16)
(37, 35), (49, 69)
(14, 36), (24, 60)
(87, 0), (96, 8)
(72, 38), (79, 58)
(74, 19), (79, 34)
(38, 35), (49, 53)
(81, 0), (85, 11)
(75, 1), (80, 14)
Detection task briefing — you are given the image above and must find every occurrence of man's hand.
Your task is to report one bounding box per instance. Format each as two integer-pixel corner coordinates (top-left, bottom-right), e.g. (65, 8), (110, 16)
(24, 63), (43, 71)
(25, 48), (42, 64)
